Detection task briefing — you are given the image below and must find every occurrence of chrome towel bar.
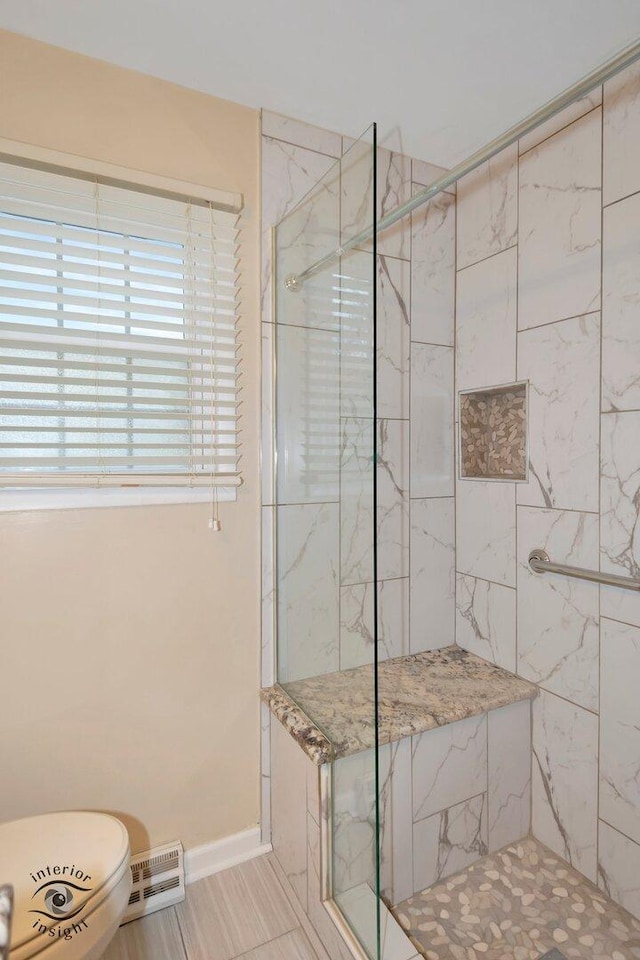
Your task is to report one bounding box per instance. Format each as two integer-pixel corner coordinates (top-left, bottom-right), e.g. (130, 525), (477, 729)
(528, 549), (640, 592)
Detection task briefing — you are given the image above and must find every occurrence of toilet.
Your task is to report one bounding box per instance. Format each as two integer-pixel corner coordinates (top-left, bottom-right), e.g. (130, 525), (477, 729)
(0, 812), (131, 960)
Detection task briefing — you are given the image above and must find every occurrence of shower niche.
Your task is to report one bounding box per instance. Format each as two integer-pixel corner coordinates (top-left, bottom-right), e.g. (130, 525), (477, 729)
(459, 381), (528, 481)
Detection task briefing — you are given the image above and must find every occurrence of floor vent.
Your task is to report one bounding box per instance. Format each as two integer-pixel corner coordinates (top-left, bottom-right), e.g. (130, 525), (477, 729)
(121, 841), (185, 924)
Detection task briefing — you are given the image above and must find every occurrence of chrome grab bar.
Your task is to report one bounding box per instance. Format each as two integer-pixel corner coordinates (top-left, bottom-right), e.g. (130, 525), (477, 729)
(528, 549), (640, 592)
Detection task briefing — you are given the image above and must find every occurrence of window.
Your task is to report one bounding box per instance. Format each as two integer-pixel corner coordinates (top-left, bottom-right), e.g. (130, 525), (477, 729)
(0, 154), (241, 495)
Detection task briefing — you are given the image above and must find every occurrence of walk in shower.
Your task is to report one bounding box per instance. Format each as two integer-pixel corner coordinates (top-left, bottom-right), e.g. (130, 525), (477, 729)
(264, 37), (640, 960)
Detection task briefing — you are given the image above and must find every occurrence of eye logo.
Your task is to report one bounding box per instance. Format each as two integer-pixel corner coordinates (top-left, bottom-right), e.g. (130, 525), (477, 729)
(44, 885), (74, 917)
(30, 880), (91, 921)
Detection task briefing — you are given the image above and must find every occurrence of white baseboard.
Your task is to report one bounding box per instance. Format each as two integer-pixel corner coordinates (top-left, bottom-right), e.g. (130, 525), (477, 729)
(184, 827), (272, 885)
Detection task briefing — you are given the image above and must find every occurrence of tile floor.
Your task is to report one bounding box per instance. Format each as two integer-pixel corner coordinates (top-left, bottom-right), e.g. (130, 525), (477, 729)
(101, 855), (326, 960)
(102, 838), (640, 960)
(394, 836), (640, 960)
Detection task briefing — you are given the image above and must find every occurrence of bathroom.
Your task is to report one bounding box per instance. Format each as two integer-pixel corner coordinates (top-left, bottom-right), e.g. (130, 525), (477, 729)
(0, 4), (639, 960)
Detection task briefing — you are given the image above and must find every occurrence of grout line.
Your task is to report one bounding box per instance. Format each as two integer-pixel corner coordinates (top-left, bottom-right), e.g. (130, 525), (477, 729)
(277, 500), (340, 508)
(452, 176), (459, 656)
(535, 683), (600, 717)
(412, 789), (487, 829)
(598, 816), (640, 852)
(172, 905), (191, 960)
(596, 91), (605, 880)
(456, 241), (519, 275)
(518, 308), (601, 335)
(600, 612), (640, 631)
(376, 249), (411, 265)
(409, 736), (415, 893)
(411, 178), (456, 198)
(518, 100), (603, 159)
(485, 707), (491, 850)
(408, 185), (414, 657)
(374, 415), (410, 423)
(529, 696), (534, 837)
(515, 143), (521, 683)
(602, 183), (640, 210)
(516, 502), (599, 517)
(232, 928), (317, 960)
(264, 854), (331, 960)
(261, 124), (342, 162)
(156, 906), (190, 960)
(342, 574), (410, 589)
(457, 571), (517, 592)
(275, 320), (343, 335)
(409, 338), (454, 349)
(455, 565), (513, 589)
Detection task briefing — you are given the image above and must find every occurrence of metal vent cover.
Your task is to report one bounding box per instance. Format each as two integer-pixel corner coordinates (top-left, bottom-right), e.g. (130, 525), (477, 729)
(122, 841), (185, 924)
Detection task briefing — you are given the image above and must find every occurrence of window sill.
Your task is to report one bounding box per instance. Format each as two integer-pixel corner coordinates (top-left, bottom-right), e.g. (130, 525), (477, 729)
(0, 486), (238, 513)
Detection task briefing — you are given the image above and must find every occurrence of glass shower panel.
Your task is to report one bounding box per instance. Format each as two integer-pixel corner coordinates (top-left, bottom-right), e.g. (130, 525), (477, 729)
(274, 125), (380, 959)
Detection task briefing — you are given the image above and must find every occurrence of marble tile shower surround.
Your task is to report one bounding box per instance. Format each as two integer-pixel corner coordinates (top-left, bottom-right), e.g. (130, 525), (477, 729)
(518, 108), (602, 333)
(517, 507), (600, 713)
(456, 143), (518, 270)
(456, 245), (517, 393)
(600, 619), (640, 849)
(517, 312), (600, 513)
(456, 573), (517, 673)
(410, 497), (455, 654)
(262, 57), (640, 945)
(452, 60), (640, 925)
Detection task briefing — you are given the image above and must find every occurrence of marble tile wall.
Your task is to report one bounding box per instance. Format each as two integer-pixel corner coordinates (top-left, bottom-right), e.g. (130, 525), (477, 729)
(455, 61), (640, 921)
(330, 701), (530, 905)
(410, 702), (531, 897)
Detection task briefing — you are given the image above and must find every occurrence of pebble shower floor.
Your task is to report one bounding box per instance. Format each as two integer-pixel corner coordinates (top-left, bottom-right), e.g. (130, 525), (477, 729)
(394, 837), (640, 959)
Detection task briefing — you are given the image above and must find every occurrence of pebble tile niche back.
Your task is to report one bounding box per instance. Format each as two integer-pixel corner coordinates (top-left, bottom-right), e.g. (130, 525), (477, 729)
(459, 382), (528, 481)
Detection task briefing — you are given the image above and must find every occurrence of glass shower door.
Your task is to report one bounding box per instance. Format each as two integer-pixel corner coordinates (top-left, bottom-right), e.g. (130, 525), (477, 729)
(274, 124), (380, 959)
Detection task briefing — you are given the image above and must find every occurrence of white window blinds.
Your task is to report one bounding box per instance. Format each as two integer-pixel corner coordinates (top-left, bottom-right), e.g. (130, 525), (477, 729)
(0, 157), (241, 487)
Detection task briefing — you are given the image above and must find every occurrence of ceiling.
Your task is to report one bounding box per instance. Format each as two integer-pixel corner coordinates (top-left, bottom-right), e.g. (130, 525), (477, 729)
(1, 0), (640, 166)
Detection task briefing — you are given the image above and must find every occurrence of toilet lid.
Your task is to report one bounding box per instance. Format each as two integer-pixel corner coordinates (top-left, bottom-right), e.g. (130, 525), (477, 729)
(0, 812), (129, 954)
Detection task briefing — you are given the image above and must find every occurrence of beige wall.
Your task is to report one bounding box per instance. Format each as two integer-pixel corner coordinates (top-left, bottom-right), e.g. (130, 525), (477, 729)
(0, 30), (261, 852)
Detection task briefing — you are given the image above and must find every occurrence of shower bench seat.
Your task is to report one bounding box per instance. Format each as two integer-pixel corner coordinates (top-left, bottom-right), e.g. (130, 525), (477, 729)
(261, 644), (536, 765)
